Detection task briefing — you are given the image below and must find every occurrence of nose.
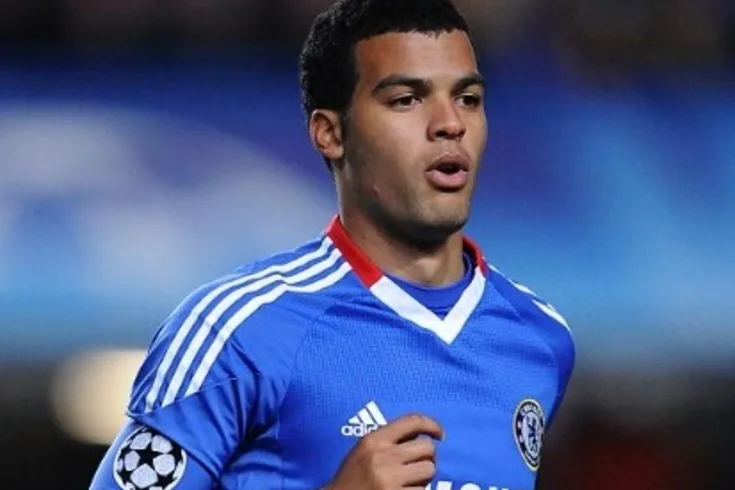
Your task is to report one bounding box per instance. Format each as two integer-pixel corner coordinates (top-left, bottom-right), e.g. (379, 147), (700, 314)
(427, 98), (466, 141)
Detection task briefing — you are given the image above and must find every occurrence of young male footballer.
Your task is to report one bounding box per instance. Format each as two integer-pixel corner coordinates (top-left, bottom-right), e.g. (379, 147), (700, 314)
(90, 0), (575, 488)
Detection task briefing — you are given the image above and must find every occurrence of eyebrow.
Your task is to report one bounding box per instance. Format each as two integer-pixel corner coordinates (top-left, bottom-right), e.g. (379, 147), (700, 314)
(371, 72), (485, 96)
(453, 73), (485, 93)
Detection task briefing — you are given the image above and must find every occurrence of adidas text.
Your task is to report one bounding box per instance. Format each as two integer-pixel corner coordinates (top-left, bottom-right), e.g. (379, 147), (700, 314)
(341, 423), (380, 438)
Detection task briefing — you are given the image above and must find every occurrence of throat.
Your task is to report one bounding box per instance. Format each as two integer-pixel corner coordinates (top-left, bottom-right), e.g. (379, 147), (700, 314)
(387, 252), (474, 316)
(340, 211), (467, 287)
(387, 250), (466, 287)
(365, 234), (467, 287)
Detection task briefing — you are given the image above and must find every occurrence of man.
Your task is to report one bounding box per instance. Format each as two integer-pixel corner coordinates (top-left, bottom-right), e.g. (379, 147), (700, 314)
(90, 0), (575, 489)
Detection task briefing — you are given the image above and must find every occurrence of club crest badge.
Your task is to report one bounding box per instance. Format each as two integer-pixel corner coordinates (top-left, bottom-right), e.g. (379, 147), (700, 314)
(513, 399), (545, 472)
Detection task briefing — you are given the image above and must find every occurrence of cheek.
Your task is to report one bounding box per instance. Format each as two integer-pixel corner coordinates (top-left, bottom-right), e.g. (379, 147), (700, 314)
(360, 105), (423, 153)
(364, 118), (410, 156)
(348, 107), (425, 196)
(357, 127), (417, 180)
(377, 133), (424, 184)
(472, 114), (489, 154)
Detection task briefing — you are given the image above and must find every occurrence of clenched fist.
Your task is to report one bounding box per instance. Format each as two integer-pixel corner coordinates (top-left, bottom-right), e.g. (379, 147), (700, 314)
(324, 413), (444, 490)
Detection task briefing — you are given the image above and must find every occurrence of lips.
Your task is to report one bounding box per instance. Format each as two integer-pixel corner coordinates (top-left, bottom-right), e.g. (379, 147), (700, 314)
(425, 152), (471, 191)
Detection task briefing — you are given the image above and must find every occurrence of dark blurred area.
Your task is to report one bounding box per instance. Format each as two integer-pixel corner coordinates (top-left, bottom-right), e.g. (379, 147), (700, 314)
(0, 1), (733, 489)
(0, 0), (733, 68)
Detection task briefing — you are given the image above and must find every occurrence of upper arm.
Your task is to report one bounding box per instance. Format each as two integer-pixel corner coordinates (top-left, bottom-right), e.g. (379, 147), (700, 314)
(89, 419), (214, 490)
(122, 276), (297, 477)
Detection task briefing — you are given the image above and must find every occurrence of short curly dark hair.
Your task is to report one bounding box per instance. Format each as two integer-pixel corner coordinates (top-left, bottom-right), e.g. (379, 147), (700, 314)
(299, 0), (471, 120)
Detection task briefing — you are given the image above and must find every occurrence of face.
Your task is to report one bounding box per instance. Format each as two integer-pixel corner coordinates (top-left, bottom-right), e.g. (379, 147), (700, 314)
(323, 30), (488, 244)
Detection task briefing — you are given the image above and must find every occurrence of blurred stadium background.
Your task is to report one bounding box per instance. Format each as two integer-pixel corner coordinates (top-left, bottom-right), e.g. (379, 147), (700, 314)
(0, 0), (733, 488)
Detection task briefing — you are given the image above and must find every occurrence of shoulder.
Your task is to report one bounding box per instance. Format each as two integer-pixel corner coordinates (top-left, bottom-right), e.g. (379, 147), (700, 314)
(484, 260), (575, 365)
(484, 260), (576, 400)
(223, 233), (355, 333)
(133, 234), (352, 410)
(484, 261), (571, 333)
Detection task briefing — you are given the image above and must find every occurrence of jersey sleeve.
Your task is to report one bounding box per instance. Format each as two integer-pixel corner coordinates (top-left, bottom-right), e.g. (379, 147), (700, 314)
(122, 277), (295, 478)
(89, 419), (213, 490)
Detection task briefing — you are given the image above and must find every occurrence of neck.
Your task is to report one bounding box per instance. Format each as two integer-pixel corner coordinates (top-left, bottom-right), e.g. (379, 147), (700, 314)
(339, 209), (466, 287)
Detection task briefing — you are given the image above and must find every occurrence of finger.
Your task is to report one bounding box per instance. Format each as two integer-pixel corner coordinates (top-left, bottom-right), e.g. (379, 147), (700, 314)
(374, 413), (444, 444)
(393, 437), (436, 464)
(398, 459), (436, 487)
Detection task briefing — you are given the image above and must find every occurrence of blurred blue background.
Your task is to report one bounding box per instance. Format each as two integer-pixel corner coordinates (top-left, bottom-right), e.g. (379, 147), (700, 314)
(2, 55), (733, 369)
(0, 0), (733, 489)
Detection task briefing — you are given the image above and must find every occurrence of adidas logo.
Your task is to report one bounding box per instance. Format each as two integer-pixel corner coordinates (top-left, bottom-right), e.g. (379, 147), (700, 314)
(341, 401), (388, 438)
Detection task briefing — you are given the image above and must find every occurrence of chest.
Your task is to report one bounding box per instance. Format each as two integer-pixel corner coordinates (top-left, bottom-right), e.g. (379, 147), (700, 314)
(274, 306), (559, 490)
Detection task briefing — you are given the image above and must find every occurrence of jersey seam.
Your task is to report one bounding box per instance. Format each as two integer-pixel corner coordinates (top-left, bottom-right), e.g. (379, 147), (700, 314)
(269, 295), (352, 489)
(274, 297), (355, 490)
(276, 315), (318, 490)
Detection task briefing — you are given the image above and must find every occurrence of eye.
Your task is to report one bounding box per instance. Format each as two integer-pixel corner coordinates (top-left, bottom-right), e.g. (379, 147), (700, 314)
(389, 95), (421, 109)
(457, 93), (482, 108)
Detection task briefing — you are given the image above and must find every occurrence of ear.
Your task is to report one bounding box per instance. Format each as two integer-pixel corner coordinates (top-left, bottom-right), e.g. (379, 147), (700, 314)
(309, 109), (345, 163)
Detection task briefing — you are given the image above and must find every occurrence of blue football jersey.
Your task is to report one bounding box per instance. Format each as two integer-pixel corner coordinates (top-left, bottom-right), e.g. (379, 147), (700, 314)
(97, 216), (575, 490)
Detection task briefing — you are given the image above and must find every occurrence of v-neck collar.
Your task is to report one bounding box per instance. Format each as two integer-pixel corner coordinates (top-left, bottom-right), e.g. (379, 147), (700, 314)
(326, 216), (488, 344)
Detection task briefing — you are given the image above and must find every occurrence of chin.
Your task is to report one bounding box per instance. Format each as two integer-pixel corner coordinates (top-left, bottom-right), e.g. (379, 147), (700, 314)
(406, 213), (468, 246)
(428, 203), (470, 231)
(372, 201), (469, 247)
(432, 215), (468, 235)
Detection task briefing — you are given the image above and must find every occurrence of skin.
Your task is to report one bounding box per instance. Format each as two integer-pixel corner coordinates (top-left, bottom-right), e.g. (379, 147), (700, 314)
(310, 30), (488, 286)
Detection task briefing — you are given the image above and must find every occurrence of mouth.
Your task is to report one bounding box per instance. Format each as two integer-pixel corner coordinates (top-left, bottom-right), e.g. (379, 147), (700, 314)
(425, 153), (471, 191)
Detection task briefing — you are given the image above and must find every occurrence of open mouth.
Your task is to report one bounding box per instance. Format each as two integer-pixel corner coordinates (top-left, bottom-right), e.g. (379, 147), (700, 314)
(434, 161), (464, 175)
(426, 155), (470, 191)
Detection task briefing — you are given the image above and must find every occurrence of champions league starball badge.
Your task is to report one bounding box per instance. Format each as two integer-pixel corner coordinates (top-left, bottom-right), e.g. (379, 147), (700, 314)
(513, 399), (545, 472)
(113, 426), (187, 490)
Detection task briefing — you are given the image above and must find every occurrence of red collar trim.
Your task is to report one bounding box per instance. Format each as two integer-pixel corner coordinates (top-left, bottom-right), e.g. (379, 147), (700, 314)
(463, 235), (490, 276)
(325, 215), (488, 287)
(326, 216), (384, 286)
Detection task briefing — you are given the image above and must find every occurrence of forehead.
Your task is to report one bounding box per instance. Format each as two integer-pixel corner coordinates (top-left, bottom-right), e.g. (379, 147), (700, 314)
(353, 30), (478, 86)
